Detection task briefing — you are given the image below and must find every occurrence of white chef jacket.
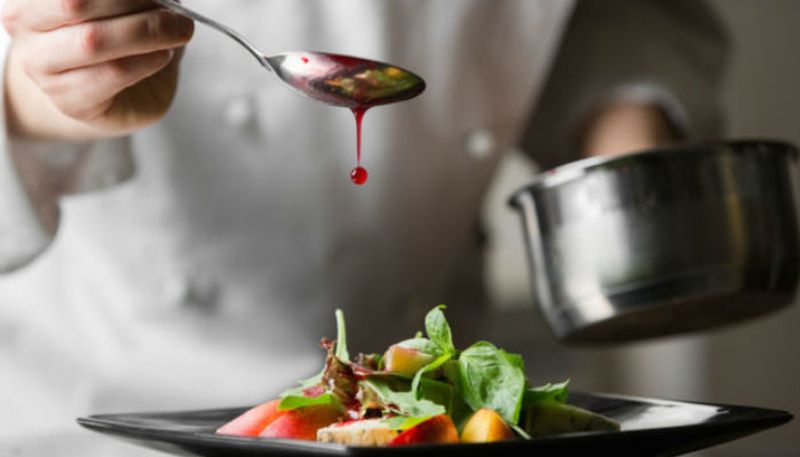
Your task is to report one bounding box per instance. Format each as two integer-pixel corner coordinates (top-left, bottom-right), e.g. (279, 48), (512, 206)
(0, 1), (726, 455)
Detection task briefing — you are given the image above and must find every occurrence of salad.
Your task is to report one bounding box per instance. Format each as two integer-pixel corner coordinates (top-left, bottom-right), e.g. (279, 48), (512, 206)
(216, 306), (619, 446)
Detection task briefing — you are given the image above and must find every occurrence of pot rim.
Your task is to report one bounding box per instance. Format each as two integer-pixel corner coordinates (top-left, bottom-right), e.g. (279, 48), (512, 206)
(508, 139), (799, 208)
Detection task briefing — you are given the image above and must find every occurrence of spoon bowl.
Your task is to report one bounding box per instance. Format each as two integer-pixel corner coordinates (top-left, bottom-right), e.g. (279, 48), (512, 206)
(154, 0), (425, 108)
(267, 52), (425, 108)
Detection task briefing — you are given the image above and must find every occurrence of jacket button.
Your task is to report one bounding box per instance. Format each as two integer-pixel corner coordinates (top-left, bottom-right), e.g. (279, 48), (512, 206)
(224, 95), (257, 130)
(162, 273), (221, 313)
(464, 128), (496, 160)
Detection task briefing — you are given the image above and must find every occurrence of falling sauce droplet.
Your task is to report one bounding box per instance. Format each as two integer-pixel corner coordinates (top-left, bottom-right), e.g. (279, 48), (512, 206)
(351, 166), (368, 185)
(350, 107), (369, 186)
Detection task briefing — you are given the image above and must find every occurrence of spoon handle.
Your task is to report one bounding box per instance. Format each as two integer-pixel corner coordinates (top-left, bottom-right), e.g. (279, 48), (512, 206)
(153, 0), (272, 70)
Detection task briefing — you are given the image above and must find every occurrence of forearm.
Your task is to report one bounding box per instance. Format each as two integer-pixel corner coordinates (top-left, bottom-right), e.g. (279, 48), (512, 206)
(581, 101), (678, 158)
(521, 0), (727, 169)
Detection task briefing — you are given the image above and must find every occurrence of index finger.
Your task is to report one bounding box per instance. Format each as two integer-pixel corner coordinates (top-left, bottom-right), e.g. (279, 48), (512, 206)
(5, 0), (157, 32)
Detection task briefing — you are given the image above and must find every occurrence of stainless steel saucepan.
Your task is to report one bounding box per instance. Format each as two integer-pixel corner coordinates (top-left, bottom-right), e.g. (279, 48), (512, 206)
(509, 140), (800, 345)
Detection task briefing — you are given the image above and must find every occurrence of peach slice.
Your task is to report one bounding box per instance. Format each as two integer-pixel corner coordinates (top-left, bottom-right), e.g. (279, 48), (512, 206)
(389, 414), (459, 446)
(260, 403), (344, 441)
(383, 345), (436, 378)
(460, 408), (514, 443)
(216, 399), (284, 437)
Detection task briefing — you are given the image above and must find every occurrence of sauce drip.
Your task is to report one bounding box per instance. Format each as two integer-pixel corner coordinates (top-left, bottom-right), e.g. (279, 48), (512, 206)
(350, 107), (369, 185)
(280, 53), (424, 186)
(351, 166), (368, 185)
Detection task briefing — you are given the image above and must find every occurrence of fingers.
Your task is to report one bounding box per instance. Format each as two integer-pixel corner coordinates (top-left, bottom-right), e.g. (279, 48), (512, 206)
(3, 0), (156, 33)
(2, 0), (190, 139)
(37, 49), (177, 120)
(24, 9), (193, 73)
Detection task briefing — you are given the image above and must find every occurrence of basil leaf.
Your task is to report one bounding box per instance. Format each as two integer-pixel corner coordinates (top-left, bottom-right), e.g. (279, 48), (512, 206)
(524, 380), (570, 406)
(458, 341), (526, 425)
(410, 352), (452, 396)
(335, 309), (349, 362)
(511, 424), (531, 440)
(396, 306), (456, 400)
(502, 351), (525, 371)
(425, 305), (455, 354)
(278, 393), (341, 411)
(381, 415), (433, 431)
(396, 337), (442, 356)
(279, 372), (324, 397)
(418, 377), (472, 428)
(360, 378), (446, 418)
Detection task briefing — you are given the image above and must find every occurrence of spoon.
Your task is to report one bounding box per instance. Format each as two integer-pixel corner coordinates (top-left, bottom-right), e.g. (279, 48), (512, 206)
(153, 0), (426, 108)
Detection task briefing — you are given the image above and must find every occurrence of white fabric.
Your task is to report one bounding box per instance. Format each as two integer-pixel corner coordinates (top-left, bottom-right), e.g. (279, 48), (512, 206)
(521, 0), (728, 168)
(0, 26), (136, 273)
(0, 1), (727, 455)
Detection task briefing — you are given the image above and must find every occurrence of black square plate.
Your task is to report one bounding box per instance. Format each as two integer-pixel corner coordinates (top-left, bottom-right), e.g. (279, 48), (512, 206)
(77, 392), (792, 457)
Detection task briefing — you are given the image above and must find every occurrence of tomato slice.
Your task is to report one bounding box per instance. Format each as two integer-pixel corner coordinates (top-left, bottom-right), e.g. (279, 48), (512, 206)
(216, 399), (283, 437)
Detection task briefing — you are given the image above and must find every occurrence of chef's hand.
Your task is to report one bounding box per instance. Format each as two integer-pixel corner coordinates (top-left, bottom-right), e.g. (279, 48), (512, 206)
(2, 0), (194, 142)
(581, 102), (678, 157)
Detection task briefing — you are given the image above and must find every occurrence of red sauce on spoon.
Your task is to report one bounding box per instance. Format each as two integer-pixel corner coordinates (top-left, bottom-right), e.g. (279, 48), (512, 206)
(282, 53), (424, 186)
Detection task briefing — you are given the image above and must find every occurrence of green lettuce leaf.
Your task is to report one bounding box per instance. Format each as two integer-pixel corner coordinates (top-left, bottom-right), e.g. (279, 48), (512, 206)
(381, 415), (433, 431)
(335, 309), (349, 362)
(395, 337), (442, 356)
(419, 377), (472, 427)
(511, 424), (532, 439)
(410, 352), (452, 395)
(278, 393), (341, 411)
(425, 305), (455, 354)
(502, 351), (525, 371)
(457, 341), (527, 425)
(280, 309), (350, 397)
(279, 372), (323, 397)
(523, 380), (570, 406)
(404, 306), (459, 400)
(360, 377), (446, 418)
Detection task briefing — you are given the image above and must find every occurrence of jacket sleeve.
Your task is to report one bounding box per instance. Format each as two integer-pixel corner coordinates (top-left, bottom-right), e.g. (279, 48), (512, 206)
(0, 27), (135, 274)
(521, 0), (730, 169)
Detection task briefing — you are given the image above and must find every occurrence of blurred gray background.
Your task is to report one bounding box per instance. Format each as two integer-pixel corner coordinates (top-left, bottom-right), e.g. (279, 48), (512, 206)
(483, 1), (800, 455)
